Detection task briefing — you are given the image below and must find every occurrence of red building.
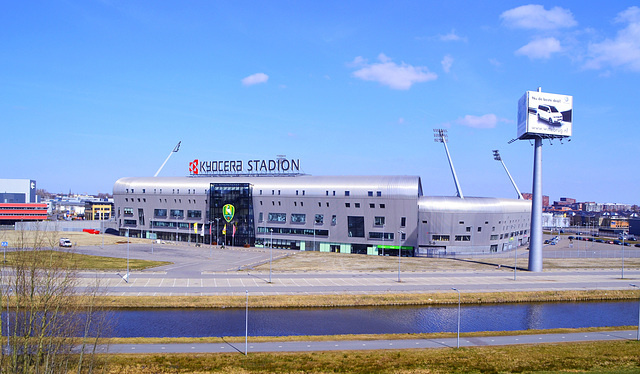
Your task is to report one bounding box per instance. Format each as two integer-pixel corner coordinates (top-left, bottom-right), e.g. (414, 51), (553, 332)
(0, 203), (48, 224)
(522, 193), (549, 207)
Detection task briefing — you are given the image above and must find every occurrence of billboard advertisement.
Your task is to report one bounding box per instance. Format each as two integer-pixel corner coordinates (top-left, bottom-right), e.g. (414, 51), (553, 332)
(517, 91), (572, 139)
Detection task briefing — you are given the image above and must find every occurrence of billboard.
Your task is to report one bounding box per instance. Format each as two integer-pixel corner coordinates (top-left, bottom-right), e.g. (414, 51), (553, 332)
(517, 91), (572, 139)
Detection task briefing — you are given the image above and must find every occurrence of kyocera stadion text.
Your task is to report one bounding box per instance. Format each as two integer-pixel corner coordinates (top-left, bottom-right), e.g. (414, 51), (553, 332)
(190, 158), (301, 175)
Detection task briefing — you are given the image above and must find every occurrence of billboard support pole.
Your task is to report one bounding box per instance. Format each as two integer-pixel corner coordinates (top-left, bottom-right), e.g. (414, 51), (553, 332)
(528, 136), (543, 272)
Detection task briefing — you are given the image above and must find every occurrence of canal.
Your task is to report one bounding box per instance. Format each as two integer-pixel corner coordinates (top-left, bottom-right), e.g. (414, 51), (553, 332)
(110, 300), (638, 337)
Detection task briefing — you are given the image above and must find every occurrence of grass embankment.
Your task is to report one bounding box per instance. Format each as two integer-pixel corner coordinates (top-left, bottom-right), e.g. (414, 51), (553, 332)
(3, 250), (170, 271)
(107, 326), (636, 345)
(96, 340), (640, 373)
(93, 289), (639, 309)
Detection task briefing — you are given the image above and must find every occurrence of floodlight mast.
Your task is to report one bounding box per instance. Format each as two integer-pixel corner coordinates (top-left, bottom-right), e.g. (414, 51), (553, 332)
(493, 150), (523, 199)
(154, 141), (181, 177)
(434, 129), (464, 199)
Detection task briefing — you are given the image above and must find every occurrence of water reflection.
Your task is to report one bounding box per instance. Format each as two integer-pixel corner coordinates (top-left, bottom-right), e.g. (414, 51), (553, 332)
(109, 301), (637, 338)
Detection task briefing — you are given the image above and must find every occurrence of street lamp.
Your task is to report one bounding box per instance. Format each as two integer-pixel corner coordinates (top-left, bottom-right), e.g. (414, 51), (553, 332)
(397, 230), (404, 283)
(631, 284), (640, 341)
(215, 217), (220, 248)
(245, 290), (249, 355)
(451, 287), (461, 348)
(269, 228), (273, 283)
(6, 287), (11, 354)
(125, 228), (130, 282)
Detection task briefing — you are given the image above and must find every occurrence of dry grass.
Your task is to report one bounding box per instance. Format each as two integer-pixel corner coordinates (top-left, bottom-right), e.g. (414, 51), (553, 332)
(248, 250), (640, 273)
(93, 289), (638, 309)
(0, 229), (149, 247)
(3, 250), (170, 271)
(95, 340), (640, 373)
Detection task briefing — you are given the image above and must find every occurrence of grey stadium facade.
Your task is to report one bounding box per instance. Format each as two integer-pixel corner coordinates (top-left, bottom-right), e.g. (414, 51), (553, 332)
(113, 174), (531, 256)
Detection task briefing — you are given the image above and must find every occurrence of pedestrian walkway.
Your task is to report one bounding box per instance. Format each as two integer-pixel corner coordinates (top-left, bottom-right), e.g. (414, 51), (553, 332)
(100, 330), (638, 354)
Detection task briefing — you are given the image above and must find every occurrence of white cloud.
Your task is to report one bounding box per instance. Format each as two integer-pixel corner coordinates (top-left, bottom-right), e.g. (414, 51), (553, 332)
(439, 29), (467, 42)
(455, 114), (506, 129)
(397, 117), (405, 125)
(500, 4), (577, 30)
(515, 37), (562, 59)
(584, 6), (640, 72)
(241, 73), (269, 86)
(351, 53), (437, 90)
(441, 54), (454, 73)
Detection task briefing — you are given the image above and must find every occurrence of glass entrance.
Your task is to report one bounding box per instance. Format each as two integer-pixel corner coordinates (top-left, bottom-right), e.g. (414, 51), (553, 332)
(209, 183), (255, 247)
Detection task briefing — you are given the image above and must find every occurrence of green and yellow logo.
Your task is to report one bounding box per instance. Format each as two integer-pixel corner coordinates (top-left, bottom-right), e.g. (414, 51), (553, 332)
(222, 204), (235, 222)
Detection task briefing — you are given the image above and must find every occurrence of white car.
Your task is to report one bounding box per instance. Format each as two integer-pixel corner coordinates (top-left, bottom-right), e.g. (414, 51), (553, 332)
(59, 238), (72, 247)
(537, 104), (563, 125)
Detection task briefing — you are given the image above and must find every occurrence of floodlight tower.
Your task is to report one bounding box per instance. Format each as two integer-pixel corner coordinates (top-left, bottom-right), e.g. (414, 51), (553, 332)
(154, 141), (181, 177)
(493, 150), (523, 199)
(434, 129), (464, 199)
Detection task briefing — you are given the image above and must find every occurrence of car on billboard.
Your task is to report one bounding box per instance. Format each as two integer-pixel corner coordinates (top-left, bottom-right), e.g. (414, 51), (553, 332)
(537, 104), (563, 125)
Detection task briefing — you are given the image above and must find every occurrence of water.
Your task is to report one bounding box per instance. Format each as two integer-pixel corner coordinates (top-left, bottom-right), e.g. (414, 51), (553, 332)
(110, 301), (638, 337)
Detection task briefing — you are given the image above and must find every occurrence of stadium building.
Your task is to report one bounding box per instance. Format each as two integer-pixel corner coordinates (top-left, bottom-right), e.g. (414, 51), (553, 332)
(113, 157), (531, 256)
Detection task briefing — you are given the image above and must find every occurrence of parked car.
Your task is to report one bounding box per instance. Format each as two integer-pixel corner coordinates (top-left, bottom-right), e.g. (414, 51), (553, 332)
(635, 244), (640, 248)
(595, 239), (604, 243)
(613, 240), (622, 245)
(59, 238), (72, 247)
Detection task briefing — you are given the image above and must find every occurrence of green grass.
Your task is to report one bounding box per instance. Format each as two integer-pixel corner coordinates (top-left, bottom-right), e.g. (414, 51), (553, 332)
(96, 340), (640, 373)
(3, 250), (171, 271)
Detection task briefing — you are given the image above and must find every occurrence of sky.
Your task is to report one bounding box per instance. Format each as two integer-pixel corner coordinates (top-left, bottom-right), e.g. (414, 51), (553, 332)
(2, 1), (640, 204)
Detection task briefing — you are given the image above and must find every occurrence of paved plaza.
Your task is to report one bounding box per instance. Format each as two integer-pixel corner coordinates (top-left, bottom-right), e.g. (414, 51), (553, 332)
(72, 240), (640, 296)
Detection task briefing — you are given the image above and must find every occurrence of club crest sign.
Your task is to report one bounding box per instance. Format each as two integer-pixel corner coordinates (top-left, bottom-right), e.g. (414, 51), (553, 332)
(222, 204), (235, 222)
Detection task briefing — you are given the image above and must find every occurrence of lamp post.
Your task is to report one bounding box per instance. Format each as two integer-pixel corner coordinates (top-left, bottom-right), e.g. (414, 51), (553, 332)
(514, 246), (517, 281)
(126, 228), (130, 283)
(215, 218), (220, 248)
(6, 287), (11, 354)
(631, 284), (640, 341)
(452, 287), (461, 348)
(622, 234), (625, 279)
(397, 230), (404, 283)
(269, 228), (273, 283)
(245, 290), (249, 355)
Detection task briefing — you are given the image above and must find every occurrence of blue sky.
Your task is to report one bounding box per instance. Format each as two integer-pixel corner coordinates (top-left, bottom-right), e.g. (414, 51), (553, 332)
(2, 1), (639, 204)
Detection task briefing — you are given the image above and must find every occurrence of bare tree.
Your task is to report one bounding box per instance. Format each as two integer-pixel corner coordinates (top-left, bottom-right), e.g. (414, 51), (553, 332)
(1, 225), (110, 373)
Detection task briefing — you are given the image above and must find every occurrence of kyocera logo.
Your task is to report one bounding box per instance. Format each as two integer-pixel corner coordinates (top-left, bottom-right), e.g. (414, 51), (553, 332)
(189, 159), (199, 174)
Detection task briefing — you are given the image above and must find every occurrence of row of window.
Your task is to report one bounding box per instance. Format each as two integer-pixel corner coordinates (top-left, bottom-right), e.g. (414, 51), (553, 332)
(124, 188), (206, 195)
(256, 227), (329, 236)
(261, 212), (406, 227)
(258, 190), (384, 197)
(124, 197), (200, 204)
(431, 230), (528, 242)
(152, 209), (202, 219)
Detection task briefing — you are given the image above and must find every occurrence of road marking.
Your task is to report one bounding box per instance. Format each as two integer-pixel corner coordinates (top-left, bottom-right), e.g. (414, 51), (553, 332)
(158, 278), (165, 287)
(144, 279), (150, 287)
(172, 279), (176, 287)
